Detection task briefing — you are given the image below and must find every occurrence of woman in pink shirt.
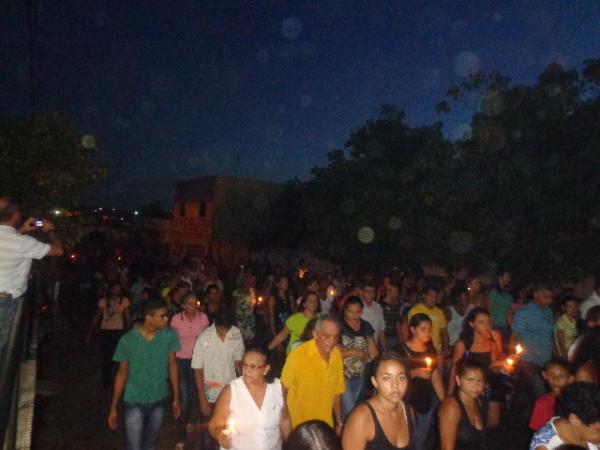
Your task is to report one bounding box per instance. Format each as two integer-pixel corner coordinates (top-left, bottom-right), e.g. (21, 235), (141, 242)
(171, 293), (209, 449)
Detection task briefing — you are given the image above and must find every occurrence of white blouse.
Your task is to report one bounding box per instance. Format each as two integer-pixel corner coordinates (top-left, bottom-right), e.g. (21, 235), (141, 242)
(224, 377), (283, 450)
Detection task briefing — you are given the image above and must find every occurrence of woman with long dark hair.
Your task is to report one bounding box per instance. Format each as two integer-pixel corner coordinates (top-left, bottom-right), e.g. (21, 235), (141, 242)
(342, 351), (414, 450)
(439, 359), (488, 450)
(396, 313), (445, 450)
(448, 308), (507, 428)
(268, 291), (319, 354)
(268, 275), (295, 338)
(339, 296), (379, 418)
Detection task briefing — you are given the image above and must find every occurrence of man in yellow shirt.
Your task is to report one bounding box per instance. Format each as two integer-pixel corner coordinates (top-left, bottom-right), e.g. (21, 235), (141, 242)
(408, 284), (448, 353)
(281, 314), (345, 435)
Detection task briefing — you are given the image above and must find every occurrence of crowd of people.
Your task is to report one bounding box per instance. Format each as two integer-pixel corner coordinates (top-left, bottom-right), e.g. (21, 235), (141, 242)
(1, 194), (600, 450)
(76, 253), (600, 450)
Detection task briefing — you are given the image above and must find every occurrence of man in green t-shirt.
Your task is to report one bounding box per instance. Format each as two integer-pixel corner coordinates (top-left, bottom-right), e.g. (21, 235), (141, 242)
(108, 299), (181, 450)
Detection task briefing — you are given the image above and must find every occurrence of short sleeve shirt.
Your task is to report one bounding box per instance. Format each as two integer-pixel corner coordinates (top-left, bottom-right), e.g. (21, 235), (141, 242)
(113, 326), (180, 404)
(554, 314), (577, 358)
(98, 297), (130, 330)
(284, 312), (314, 353)
(489, 288), (513, 329)
(191, 325), (244, 402)
(170, 311), (210, 358)
(408, 304), (447, 352)
(512, 302), (553, 367)
(340, 319), (374, 378)
(281, 339), (345, 428)
(0, 225), (50, 297)
(361, 301), (385, 341)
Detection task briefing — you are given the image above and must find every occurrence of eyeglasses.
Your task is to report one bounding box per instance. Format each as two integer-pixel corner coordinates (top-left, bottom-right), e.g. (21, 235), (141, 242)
(242, 363), (267, 370)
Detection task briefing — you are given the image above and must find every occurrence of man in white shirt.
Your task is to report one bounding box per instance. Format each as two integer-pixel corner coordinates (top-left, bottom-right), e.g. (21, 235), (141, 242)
(192, 307), (244, 413)
(359, 280), (386, 350)
(192, 307), (244, 449)
(0, 196), (63, 356)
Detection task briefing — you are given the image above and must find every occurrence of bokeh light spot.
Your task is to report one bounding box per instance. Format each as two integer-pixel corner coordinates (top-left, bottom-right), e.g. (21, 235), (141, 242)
(81, 134), (96, 149)
(388, 217), (402, 230)
(358, 227), (375, 244)
(282, 17), (302, 39)
(455, 51), (480, 77)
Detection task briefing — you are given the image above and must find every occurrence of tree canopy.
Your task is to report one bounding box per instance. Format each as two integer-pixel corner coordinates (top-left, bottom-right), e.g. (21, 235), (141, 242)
(260, 59), (600, 278)
(0, 112), (104, 211)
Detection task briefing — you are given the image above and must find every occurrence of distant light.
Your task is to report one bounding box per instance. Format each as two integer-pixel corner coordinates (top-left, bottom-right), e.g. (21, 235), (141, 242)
(53, 210), (61, 216)
(98, 207), (103, 211)
(133, 210), (139, 216)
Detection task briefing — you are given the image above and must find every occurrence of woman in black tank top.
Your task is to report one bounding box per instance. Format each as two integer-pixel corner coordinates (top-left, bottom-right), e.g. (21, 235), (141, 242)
(342, 351), (414, 450)
(439, 359), (488, 450)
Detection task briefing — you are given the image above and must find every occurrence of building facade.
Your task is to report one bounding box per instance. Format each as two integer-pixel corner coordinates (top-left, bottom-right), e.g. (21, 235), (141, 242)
(171, 175), (280, 266)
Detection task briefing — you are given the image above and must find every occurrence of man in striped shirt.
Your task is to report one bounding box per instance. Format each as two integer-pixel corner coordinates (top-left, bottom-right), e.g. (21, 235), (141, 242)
(0, 196), (63, 357)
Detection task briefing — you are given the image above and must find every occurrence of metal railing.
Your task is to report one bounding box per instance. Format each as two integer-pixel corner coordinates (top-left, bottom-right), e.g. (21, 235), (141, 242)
(0, 283), (37, 450)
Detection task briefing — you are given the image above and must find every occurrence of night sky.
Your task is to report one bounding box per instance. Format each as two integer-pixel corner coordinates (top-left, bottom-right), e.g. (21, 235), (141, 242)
(2, 1), (599, 208)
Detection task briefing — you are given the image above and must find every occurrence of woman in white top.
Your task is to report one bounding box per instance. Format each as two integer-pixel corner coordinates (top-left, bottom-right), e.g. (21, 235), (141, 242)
(209, 348), (290, 450)
(530, 382), (600, 450)
(87, 282), (130, 388)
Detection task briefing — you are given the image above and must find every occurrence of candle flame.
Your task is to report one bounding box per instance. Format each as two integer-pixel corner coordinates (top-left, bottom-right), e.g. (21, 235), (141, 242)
(223, 418), (237, 435)
(506, 358), (514, 367)
(515, 344), (523, 354)
(425, 357), (432, 368)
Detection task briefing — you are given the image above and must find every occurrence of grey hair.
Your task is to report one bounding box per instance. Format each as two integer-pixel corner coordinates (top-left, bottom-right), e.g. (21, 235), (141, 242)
(313, 314), (340, 332)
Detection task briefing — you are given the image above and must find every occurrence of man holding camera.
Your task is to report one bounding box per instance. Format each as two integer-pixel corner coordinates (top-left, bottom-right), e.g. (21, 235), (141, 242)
(0, 196), (64, 357)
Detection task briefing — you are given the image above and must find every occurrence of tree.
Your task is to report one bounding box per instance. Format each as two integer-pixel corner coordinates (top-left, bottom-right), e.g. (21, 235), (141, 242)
(261, 60), (600, 278)
(0, 111), (104, 211)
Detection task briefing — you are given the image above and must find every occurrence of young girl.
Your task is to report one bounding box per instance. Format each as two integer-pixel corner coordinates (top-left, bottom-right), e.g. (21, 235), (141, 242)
(554, 295), (579, 358)
(342, 351), (414, 450)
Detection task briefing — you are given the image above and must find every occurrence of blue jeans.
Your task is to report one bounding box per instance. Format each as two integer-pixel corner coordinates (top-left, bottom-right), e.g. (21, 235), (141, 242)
(342, 376), (365, 418)
(176, 358), (198, 442)
(123, 400), (165, 450)
(0, 294), (24, 359)
(413, 399), (438, 450)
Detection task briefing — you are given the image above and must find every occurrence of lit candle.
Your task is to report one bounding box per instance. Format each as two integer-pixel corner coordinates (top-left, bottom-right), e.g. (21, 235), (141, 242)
(515, 344), (523, 355)
(330, 289), (335, 297)
(506, 358), (514, 368)
(223, 418), (237, 435)
(258, 296), (263, 304)
(425, 357), (432, 369)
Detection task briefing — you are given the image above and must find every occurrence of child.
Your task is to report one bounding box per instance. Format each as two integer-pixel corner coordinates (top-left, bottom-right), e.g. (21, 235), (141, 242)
(554, 295), (579, 358)
(508, 285), (528, 327)
(529, 357), (572, 431)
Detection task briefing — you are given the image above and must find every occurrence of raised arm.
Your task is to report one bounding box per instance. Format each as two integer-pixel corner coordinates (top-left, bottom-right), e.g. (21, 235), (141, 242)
(268, 324), (290, 350)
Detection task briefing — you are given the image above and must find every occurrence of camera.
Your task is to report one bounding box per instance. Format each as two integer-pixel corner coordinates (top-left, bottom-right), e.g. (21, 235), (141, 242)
(34, 219), (44, 227)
